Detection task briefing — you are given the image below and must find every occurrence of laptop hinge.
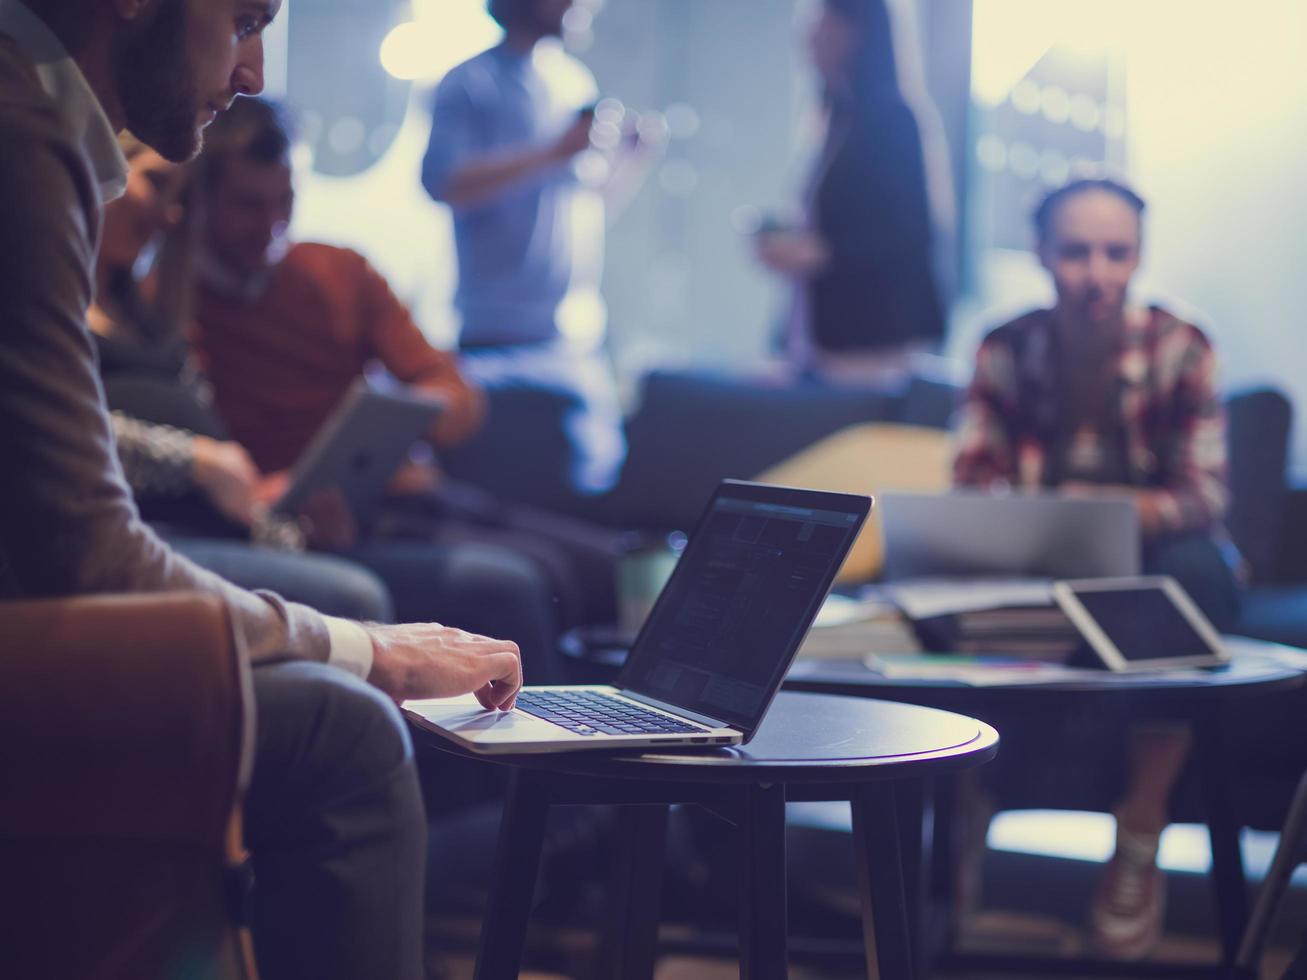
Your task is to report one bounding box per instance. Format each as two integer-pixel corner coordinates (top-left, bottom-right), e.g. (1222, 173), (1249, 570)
(618, 691), (734, 731)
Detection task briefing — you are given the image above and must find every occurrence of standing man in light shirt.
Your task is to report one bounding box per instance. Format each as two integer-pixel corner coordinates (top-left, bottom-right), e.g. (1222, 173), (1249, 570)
(0, 1), (521, 977)
(422, 0), (653, 503)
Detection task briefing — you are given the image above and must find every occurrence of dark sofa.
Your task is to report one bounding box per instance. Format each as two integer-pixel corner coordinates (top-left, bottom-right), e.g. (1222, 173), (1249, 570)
(444, 368), (1306, 645)
(444, 368), (958, 529)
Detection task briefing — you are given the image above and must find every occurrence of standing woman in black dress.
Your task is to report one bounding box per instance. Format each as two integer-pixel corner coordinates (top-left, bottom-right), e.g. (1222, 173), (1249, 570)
(756, 0), (949, 383)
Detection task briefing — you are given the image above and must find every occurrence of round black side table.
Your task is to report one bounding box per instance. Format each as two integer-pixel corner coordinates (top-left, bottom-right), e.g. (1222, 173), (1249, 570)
(421, 690), (999, 980)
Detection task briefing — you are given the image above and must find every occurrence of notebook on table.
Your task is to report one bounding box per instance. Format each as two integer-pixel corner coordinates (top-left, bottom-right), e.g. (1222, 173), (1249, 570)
(404, 480), (872, 754)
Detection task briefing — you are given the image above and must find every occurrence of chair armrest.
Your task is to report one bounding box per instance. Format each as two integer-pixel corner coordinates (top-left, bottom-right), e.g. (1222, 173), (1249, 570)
(0, 592), (253, 845)
(0, 592), (256, 978)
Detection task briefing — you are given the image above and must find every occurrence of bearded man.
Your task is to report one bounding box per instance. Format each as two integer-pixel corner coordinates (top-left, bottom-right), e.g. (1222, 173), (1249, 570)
(0, 2), (522, 977)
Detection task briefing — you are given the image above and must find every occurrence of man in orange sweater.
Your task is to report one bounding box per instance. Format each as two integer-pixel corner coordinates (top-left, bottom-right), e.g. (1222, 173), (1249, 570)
(191, 96), (569, 682)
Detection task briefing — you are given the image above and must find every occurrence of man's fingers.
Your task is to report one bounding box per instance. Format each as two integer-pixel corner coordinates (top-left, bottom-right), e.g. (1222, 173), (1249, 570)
(473, 679), (518, 712)
(480, 650), (522, 710)
(365, 623), (522, 704)
(491, 677), (518, 712)
(473, 683), (499, 711)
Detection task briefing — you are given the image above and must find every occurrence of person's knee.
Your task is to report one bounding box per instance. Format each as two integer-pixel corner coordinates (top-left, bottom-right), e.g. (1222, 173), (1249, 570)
(1144, 533), (1241, 631)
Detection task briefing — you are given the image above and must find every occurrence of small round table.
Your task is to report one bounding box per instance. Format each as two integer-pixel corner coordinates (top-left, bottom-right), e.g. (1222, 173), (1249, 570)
(787, 638), (1307, 976)
(420, 690), (999, 980)
(559, 629), (1307, 976)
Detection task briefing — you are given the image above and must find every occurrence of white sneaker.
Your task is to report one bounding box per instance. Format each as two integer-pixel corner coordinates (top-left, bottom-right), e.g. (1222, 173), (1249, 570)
(1089, 826), (1165, 960)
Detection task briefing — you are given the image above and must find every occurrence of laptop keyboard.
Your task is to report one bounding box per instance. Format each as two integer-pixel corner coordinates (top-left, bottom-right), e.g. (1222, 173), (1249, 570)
(515, 690), (708, 737)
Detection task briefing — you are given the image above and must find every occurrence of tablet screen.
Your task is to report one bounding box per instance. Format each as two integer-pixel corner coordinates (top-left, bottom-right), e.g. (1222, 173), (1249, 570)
(1071, 585), (1215, 662)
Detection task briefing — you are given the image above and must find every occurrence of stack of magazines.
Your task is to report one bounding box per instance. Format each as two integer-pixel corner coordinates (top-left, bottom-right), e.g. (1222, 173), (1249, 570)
(797, 591), (922, 659)
(886, 579), (1080, 659)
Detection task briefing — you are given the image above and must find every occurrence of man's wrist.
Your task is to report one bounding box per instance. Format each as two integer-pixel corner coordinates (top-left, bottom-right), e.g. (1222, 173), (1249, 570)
(324, 616), (374, 679)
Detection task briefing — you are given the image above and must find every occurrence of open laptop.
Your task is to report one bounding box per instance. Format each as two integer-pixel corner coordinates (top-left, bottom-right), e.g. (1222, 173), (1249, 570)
(404, 480), (872, 754)
(879, 490), (1140, 580)
(272, 378), (444, 521)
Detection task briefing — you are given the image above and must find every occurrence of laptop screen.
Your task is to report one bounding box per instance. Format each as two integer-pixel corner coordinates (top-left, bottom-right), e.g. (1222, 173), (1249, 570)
(616, 483), (869, 732)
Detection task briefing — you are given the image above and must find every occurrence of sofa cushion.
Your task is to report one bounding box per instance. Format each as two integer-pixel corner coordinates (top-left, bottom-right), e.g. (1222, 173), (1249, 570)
(1226, 387), (1293, 584)
(1238, 586), (1307, 649)
(756, 423), (953, 583)
(442, 381), (598, 516)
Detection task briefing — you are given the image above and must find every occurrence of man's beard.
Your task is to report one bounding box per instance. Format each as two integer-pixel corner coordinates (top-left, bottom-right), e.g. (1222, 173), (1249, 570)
(113, 0), (202, 163)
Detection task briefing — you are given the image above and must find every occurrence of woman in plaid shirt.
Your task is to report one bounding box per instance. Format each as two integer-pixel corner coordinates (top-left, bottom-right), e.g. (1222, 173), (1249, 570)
(954, 177), (1240, 959)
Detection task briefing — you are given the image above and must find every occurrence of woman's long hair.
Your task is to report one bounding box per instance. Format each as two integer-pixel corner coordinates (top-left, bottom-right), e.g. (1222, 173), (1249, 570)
(823, 0), (901, 108)
(822, 0), (957, 300)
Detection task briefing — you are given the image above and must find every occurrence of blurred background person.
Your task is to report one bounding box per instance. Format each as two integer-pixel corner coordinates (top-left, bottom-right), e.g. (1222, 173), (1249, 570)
(953, 175), (1240, 960)
(421, 0), (655, 501)
(190, 96), (615, 684)
(91, 135), (393, 622)
(754, 0), (949, 385)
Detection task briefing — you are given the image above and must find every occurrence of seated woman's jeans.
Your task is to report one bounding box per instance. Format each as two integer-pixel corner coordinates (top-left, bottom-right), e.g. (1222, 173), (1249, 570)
(1142, 531), (1242, 633)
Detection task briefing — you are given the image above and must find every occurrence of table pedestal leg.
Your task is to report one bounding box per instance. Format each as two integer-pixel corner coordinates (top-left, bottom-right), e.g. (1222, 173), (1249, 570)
(853, 781), (916, 980)
(897, 777), (932, 970)
(739, 783), (788, 980)
(1199, 715), (1248, 966)
(475, 772), (550, 980)
(598, 804), (670, 980)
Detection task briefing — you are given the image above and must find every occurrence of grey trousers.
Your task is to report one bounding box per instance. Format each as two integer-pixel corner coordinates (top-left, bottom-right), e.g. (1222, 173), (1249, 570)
(245, 661), (425, 980)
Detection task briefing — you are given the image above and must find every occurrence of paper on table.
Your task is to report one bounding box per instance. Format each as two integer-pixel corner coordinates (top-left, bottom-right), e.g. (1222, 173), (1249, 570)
(865, 653), (1073, 685)
(863, 653), (1226, 686)
(886, 577), (1055, 620)
(811, 591), (898, 628)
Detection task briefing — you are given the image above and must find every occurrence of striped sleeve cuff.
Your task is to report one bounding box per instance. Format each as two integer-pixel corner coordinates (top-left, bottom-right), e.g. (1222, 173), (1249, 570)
(324, 616), (375, 680)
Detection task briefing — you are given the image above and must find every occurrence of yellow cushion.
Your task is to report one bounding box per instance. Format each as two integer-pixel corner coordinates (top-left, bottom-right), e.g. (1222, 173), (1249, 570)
(755, 423), (953, 583)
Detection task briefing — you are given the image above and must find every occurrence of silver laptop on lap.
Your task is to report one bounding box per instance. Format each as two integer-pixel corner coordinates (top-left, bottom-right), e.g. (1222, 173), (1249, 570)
(404, 481), (872, 754)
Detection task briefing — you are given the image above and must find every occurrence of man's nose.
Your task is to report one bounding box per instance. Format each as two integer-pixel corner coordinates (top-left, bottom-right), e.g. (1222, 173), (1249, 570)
(233, 39), (266, 97)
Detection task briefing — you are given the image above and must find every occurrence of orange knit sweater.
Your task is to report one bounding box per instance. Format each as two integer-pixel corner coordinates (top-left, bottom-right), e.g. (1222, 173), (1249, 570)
(192, 242), (482, 473)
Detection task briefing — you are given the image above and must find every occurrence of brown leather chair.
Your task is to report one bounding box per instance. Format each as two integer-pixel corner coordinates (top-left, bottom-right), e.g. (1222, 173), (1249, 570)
(0, 593), (257, 979)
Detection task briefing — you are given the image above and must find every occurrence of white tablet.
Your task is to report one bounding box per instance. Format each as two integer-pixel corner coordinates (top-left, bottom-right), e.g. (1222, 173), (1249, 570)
(274, 379), (445, 520)
(1052, 576), (1229, 671)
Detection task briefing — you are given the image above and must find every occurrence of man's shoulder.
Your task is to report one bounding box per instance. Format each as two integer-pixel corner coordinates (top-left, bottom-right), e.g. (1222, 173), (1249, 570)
(436, 47), (500, 96)
(448, 45), (498, 74)
(0, 36), (65, 146)
(285, 241), (380, 289)
(0, 34), (40, 97)
(0, 38), (96, 241)
(288, 240), (366, 267)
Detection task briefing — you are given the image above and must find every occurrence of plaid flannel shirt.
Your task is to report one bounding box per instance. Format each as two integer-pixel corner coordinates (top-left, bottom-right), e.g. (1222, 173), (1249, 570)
(952, 306), (1228, 535)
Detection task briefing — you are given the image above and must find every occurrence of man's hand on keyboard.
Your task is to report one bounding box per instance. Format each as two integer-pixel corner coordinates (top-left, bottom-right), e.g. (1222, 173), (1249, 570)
(367, 623), (522, 710)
